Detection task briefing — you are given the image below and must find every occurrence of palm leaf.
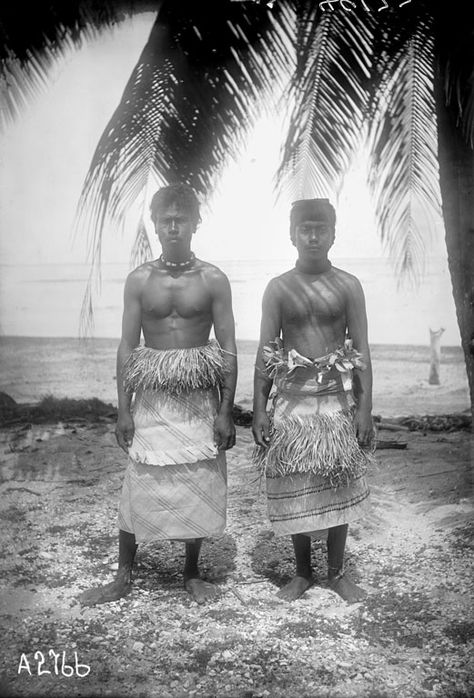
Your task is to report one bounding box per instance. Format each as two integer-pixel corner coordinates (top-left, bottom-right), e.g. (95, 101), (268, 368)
(130, 215), (153, 269)
(75, 0), (292, 332)
(79, 238), (103, 338)
(276, 2), (374, 200)
(367, 16), (440, 283)
(76, 1), (290, 223)
(78, 214), (151, 337)
(0, 0), (147, 129)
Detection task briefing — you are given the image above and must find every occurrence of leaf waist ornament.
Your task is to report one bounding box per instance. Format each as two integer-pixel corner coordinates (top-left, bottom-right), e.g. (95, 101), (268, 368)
(261, 337), (367, 383)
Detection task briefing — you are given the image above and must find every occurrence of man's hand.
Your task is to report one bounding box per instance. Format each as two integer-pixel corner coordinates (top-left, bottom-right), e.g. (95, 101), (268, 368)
(353, 407), (374, 450)
(115, 412), (135, 453)
(214, 410), (236, 451)
(252, 410), (271, 448)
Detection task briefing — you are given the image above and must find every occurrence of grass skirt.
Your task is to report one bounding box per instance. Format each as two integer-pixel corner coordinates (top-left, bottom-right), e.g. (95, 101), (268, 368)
(123, 340), (226, 395)
(125, 342), (226, 466)
(254, 368), (373, 488)
(255, 368), (371, 536)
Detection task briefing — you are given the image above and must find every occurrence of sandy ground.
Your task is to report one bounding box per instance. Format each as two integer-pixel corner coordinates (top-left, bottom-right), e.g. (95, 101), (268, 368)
(0, 337), (470, 418)
(0, 415), (472, 698)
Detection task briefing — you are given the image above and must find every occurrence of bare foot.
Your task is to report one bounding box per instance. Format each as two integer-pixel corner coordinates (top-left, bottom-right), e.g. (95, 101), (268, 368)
(185, 578), (218, 604)
(277, 575), (313, 601)
(78, 570), (132, 607)
(329, 572), (366, 603)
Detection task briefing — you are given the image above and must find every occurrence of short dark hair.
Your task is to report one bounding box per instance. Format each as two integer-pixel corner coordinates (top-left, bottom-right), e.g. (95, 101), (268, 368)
(150, 184), (201, 224)
(290, 198), (336, 238)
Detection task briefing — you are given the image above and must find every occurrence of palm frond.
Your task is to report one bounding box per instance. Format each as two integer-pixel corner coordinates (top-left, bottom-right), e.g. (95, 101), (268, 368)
(130, 216), (153, 269)
(0, 52), (55, 131)
(0, 1), (148, 128)
(75, 0), (292, 333)
(367, 18), (440, 283)
(79, 210), (153, 334)
(276, 2), (375, 200)
(79, 253), (102, 338)
(0, 0), (138, 63)
(76, 1), (290, 223)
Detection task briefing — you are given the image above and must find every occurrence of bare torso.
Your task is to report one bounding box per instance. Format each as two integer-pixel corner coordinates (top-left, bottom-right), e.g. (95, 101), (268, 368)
(117, 252), (236, 450)
(130, 259), (219, 349)
(271, 266), (355, 357)
(252, 210), (373, 606)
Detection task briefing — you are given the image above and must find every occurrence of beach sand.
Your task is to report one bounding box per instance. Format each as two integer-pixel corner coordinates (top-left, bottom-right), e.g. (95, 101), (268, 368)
(0, 414), (472, 696)
(0, 336), (470, 418)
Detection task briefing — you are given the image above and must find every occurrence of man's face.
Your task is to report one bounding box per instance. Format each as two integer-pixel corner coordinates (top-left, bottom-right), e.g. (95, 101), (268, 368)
(154, 203), (196, 255)
(292, 218), (335, 259)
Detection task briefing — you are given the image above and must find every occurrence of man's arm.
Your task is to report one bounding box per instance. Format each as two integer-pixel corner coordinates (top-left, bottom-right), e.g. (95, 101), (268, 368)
(252, 280), (281, 448)
(210, 270), (237, 451)
(115, 272), (142, 452)
(345, 276), (373, 447)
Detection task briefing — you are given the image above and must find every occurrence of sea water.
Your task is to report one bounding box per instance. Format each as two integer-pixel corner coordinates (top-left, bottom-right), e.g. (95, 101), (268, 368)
(0, 256), (461, 346)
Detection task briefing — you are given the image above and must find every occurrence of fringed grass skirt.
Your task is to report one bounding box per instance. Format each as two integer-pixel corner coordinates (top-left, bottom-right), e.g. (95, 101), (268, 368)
(123, 339), (226, 395)
(255, 368), (371, 536)
(254, 369), (373, 487)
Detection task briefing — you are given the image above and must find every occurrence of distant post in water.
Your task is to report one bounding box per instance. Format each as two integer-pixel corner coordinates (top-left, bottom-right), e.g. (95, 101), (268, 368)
(429, 327), (445, 385)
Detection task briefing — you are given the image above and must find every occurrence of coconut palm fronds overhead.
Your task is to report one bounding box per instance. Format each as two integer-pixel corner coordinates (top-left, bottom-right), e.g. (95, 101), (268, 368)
(74, 0), (293, 333)
(0, 0), (151, 129)
(75, 1), (292, 236)
(130, 216), (153, 270)
(276, 3), (375, 201)
(367, 15), (440, 282)
(274, 0), (470, 282)
(73, 0), (474, 301)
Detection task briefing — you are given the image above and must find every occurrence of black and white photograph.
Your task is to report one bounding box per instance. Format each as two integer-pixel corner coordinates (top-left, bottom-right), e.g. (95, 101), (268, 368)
(0, 1), (473, 696)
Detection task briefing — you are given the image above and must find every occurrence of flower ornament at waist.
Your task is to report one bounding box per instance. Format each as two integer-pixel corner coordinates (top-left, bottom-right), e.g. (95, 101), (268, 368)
(261, 337), (366, 383)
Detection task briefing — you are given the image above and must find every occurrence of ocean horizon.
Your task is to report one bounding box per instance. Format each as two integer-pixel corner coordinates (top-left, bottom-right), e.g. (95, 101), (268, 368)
(0, 336), (469, 415)
(0, 256), (461, 346)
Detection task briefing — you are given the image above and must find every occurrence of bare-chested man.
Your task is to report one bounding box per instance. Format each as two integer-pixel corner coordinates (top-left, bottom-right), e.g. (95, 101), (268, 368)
(79, 184), (237, 606)
(252, 198), (373, 603)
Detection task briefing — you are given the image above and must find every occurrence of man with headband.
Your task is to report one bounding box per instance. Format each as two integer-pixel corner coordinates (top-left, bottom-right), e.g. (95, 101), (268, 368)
(252, 198), (373, 603)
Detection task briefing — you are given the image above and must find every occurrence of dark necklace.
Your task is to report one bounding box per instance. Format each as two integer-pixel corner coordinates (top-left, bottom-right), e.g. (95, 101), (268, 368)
(159, 252), (195, 270)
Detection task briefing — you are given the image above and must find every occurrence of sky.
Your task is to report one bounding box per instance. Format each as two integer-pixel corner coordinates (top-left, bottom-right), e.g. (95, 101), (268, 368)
(0, 10), (459, 345)
(0, 14), (157, 267)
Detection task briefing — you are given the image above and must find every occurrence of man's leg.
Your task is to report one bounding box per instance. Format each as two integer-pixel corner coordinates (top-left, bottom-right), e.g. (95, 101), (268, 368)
(118, 530), (139, 581)
(327, 524), (366, 603)
(78, 530), (137, 606)
(277, 533), (313, 601)
(183, 538), (218, 604)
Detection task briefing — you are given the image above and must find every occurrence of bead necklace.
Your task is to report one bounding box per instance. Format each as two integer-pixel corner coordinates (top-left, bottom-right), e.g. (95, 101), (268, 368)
(159, 252), (195, 270)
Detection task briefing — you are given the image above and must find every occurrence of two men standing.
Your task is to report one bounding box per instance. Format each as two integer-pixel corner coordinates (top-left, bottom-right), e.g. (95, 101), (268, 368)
(80, 186), (373, 607)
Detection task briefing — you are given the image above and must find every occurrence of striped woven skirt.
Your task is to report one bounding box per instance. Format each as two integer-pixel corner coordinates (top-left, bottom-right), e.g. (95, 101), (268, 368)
(118, 450), (227, 543)
(266, 470), (369, 538)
